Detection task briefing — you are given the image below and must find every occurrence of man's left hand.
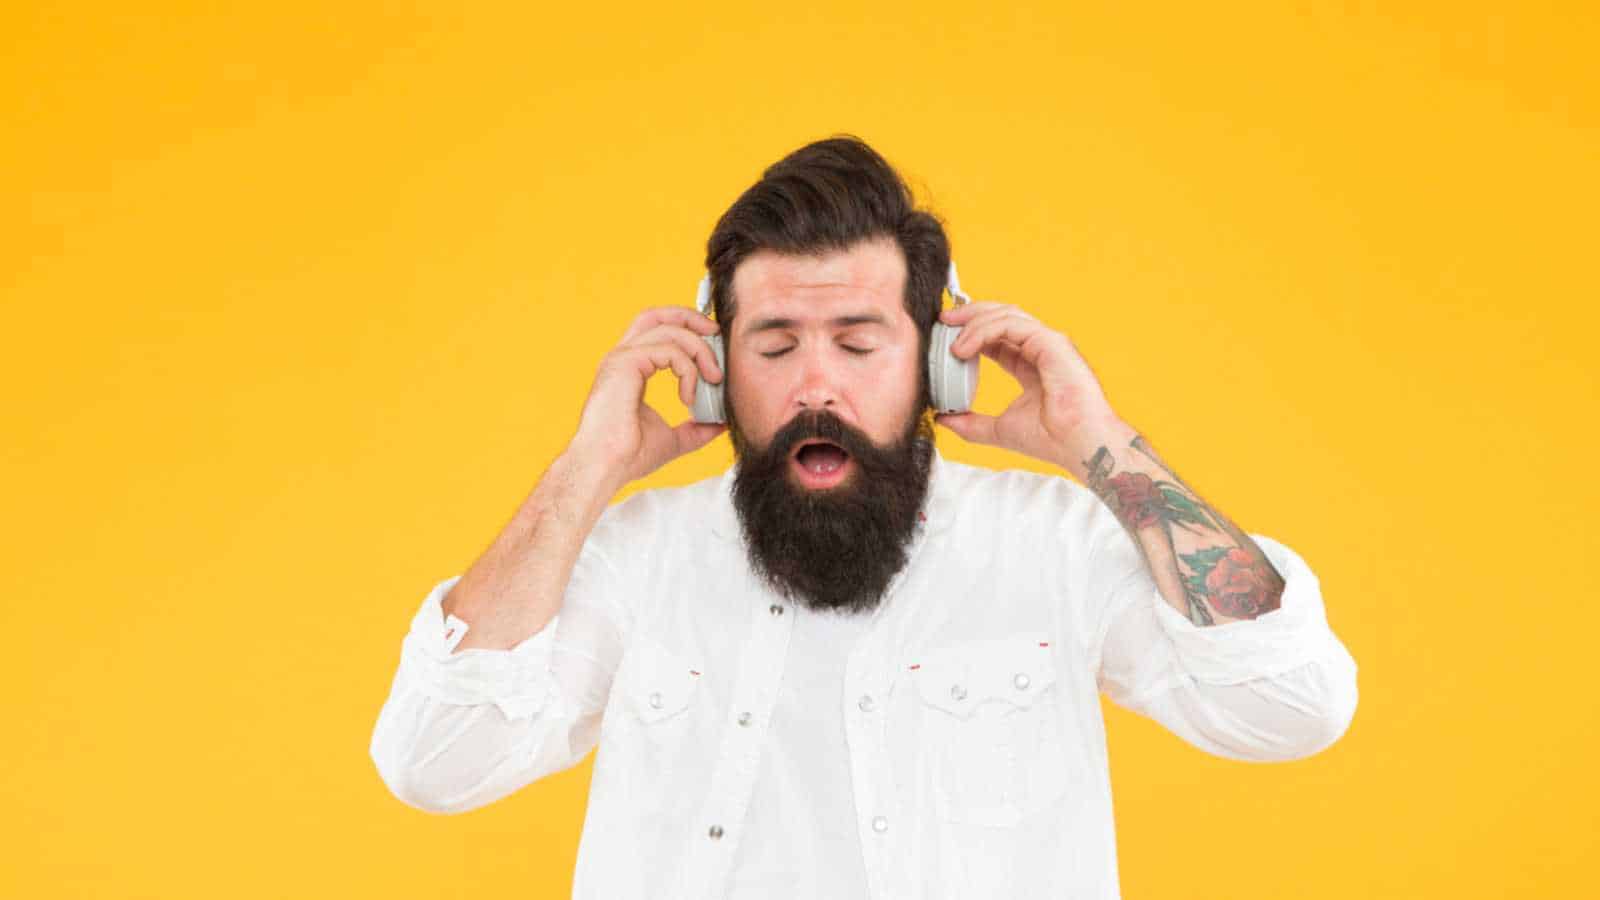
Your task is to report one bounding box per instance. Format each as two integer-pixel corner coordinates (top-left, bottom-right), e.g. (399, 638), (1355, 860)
(933, 300), (1133, 472)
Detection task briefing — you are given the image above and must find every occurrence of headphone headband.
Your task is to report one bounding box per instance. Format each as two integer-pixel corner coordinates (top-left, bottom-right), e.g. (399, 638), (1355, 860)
(695, 274), (713, 315)
(946, 260), (971, 306)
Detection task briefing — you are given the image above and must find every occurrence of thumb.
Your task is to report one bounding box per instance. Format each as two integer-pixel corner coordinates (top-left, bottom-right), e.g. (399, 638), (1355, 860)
(935, 411), (999, 446)
(671, 420), (727, 458)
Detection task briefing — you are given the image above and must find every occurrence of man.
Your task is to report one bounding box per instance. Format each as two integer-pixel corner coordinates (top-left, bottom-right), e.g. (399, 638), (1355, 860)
(369, 136), (1359, 899)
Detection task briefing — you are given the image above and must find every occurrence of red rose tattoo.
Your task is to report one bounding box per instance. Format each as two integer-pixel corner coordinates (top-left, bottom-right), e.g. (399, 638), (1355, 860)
(1203, 548), (1281, 618)
(1108, 472), (1165, 530)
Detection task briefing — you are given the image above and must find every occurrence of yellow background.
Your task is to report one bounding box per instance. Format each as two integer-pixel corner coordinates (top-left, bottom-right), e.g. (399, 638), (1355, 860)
(5, 2), (1595, 897)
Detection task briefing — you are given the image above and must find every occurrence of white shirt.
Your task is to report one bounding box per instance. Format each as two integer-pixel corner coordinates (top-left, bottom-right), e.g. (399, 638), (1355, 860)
(369, 449), (1359, 899)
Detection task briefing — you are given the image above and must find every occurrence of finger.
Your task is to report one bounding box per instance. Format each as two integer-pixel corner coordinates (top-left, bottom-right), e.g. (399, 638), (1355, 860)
(951, 312), (1053, 361)
(671, 420), (727, 458)
(985, 336), (1039, 388)
(622, 306), (720, 343)
(626, 322), (724, 385)
(616, 341), (701, 407)
(952, 304), (1038, 333)
(934, 411), (1000, 446)
(939, 300), (1025, 326)
(933, 313), (1032, 388)
(943, 306), (1036, 347)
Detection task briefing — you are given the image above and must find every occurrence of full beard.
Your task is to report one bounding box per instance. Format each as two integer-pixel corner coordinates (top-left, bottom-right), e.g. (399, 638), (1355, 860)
(728, 404), (936, 615)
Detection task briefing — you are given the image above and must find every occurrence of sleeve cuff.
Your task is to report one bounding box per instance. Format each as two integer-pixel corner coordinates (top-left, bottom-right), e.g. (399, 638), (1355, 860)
(395, 575), (561, 721)
(1150, 534), (1350, 685)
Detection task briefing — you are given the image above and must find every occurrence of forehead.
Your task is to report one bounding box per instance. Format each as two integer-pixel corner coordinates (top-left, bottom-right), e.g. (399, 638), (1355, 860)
(730, 237), (907, 324)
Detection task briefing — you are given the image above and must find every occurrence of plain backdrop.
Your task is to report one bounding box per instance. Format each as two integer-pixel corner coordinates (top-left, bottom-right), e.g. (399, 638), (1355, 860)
(3, 2), (1595, 898)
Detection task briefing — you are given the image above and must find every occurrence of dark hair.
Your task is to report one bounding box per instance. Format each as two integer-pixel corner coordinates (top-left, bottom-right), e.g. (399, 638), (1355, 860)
(703, 134), (951, 408)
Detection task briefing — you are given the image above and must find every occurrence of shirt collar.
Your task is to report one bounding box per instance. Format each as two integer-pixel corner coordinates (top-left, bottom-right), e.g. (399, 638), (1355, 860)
(709, 445), (955, 543)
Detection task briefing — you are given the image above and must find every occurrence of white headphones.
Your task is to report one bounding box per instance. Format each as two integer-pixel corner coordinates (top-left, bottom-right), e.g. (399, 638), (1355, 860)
(688, 260), (979, 423)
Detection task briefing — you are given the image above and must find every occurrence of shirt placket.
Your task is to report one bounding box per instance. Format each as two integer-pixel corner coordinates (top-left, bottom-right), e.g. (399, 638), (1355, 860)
(844, 627), (904, 899)
(843, 518), (933, 900)
(675, 588), (797, 898)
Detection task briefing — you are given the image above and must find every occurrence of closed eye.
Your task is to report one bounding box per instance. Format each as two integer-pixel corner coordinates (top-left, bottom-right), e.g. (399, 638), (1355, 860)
(758, 346), (875, 358)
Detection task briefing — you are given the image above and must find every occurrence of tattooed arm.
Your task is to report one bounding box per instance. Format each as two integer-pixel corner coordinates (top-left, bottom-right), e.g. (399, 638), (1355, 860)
(1057, 417), (1359, 761)
(924, 294), (1284, 627)
(931, 299), (1356, 759)
(1060, 418), (1285, 627)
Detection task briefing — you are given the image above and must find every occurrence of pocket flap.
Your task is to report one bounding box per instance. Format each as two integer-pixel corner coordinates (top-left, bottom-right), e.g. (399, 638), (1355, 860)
(622, 637), (702, 724)
(913, 632), (1057, 719)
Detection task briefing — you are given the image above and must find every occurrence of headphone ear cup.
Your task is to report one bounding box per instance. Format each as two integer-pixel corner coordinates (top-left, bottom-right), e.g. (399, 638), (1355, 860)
(690, 333), (727, 424)
(927, 323), (978, 413)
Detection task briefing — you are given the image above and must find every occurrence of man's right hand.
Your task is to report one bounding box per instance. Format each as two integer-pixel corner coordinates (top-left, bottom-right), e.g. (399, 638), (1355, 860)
(567, 306), (727, 488)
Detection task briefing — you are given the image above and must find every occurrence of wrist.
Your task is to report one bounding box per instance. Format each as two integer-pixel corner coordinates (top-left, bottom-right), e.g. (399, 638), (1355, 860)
(560, 433), (634, 488)
(1055, 415), (1140, 480)
(541, 446), (626, 522)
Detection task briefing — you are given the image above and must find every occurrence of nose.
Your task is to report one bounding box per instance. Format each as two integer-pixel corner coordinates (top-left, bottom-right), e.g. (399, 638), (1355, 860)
(794, 347), (839, 412)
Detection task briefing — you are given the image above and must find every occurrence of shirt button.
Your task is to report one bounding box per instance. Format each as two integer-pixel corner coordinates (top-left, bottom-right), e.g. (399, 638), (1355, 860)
(1014, 672), (1031, 690)
(950, 683), (967, 701)
(649, 692), (663, 709)
(769, 603), (785, 616)
(737, 711), (752, 726)
(858, 695), (875, 712)
(708, 824), (724, 840)
(871, 815), (889, 833)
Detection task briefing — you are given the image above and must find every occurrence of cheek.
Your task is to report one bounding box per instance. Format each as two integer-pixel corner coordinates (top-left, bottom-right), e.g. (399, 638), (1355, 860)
(728, 363), (784, 435)
(856, 353), (923, 437)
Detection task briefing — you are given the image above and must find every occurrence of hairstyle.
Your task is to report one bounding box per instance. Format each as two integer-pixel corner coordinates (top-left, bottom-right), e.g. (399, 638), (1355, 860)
(703, 134), (951, 408)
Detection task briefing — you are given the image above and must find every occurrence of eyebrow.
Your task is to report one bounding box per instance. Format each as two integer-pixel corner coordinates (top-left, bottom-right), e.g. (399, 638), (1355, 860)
(743, 313), (889, 335)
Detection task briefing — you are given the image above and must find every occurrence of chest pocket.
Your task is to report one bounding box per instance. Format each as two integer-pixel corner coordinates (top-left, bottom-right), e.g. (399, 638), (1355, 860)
(618, 635), (702, 726)
(913, 632), (1073, 827)
(599, 636), (704, 814)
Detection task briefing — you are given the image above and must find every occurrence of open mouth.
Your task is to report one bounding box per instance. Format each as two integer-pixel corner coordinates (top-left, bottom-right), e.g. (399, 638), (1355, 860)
(790, 438), (853, 488)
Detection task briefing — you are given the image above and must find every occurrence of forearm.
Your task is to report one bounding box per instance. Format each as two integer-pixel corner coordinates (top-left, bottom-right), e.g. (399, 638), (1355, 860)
(1056, 418), (1286, 627)
(441, 449), (620, 652)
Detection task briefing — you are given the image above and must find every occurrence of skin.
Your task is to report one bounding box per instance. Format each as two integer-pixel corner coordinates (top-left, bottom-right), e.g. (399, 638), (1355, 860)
(436, 284), (729, 651)
(724, 235), (924, 470)
(437, 238), (921, 651)
(440, 233), (1284, 652)
(936, 295), (1287, 625)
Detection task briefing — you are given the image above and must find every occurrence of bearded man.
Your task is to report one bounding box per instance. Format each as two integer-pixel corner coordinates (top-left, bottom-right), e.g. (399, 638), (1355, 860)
(370, 135), (1359, 900)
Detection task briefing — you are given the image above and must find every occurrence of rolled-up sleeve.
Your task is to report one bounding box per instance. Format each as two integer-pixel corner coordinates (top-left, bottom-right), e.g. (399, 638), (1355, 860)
(369, 538), (629, 814)
(1088, 524), (1360, 762)
(396, 574), (564, 720)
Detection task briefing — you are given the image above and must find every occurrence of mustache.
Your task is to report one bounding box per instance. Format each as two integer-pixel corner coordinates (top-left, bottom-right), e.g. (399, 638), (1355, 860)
(767, 409), (879, 461)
